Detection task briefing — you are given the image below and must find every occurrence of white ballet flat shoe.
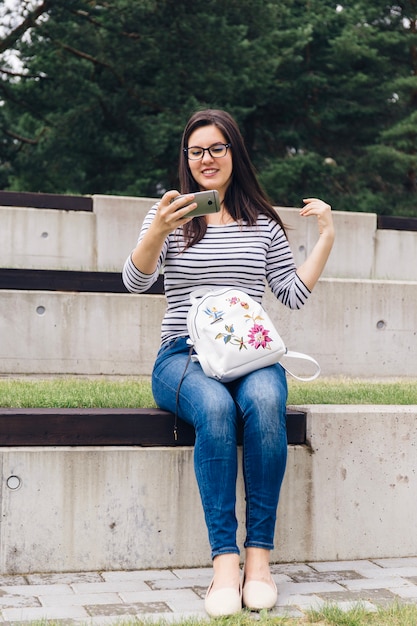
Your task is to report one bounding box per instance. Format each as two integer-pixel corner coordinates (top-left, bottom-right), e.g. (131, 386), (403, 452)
(204, 579), (242, 617)
(242, 578), (278, 611)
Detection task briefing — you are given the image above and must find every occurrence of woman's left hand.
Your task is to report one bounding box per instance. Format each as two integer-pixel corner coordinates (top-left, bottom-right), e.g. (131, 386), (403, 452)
(296, 197), (335, 291)
(300, 198), (335, 240)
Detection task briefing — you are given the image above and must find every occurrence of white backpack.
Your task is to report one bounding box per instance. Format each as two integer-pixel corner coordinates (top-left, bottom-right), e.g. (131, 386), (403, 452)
(187, 287), (320, 383)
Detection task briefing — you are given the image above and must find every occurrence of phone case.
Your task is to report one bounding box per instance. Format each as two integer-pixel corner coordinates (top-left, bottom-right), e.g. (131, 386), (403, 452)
(179, 190), (220, 217)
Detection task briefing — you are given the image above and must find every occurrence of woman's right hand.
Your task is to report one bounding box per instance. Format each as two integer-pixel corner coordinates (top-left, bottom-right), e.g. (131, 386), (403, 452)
(152, 190), (197, 236)
(130, 190), (197, 274)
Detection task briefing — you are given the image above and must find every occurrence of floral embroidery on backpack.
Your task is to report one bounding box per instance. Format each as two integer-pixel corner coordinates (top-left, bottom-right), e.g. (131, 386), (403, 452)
(212, 294), (273, 351)
(248, 324), (273, 350)
(203, 306), (224, 324)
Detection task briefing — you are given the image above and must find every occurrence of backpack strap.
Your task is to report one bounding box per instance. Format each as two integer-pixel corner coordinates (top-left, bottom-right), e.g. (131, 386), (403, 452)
(173, 344), (194, 440)
(280, 350), (321, 382)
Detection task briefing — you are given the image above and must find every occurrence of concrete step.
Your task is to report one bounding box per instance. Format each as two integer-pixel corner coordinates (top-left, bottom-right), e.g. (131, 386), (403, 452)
(1, 278), (416, 377)
(1, 405), (416, 574)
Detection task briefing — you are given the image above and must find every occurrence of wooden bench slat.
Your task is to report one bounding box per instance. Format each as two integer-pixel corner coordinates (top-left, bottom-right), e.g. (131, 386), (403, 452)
(377, 215), (417, 232)
(0, 191), (92, 211)
(0, 269), (165, 294)
(0, 408), (306, 446)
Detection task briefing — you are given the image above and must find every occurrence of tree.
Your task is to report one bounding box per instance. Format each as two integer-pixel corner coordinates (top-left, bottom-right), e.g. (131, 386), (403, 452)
(255, 1), (417, 215)
(0, 0), (416, 216)
(1, 0), (284, 195)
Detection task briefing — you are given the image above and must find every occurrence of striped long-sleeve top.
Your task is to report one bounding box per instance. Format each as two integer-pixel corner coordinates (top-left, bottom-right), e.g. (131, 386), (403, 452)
(122, 203), (311, 345)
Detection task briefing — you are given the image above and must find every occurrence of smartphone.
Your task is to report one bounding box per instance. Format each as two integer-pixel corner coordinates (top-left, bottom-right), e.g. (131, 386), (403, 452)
(176, 190), (220, 217)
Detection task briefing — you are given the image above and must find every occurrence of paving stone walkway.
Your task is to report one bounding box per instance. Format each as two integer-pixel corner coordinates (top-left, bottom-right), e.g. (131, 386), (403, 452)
(2, 558), (417, 623)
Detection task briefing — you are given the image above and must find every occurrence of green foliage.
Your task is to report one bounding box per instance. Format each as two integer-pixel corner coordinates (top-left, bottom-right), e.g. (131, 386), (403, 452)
(0, 0), (416, 215)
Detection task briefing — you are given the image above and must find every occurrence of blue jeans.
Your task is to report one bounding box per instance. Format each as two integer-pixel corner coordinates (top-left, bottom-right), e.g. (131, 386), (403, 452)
(152, 336), (288, 560)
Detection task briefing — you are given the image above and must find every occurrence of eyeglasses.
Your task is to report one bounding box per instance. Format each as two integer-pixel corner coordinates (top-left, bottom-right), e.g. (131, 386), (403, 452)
(184, 142), (231, 161)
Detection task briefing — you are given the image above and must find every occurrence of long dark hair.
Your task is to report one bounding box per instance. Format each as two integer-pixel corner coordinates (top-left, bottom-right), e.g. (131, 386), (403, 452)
(178, 109), (287, 248)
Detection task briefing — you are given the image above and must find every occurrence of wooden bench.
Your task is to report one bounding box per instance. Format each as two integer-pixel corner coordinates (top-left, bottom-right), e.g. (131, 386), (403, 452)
(0, 408), (306, 446)
(0, 268), (164, 294)
(0, 190), (92, 211)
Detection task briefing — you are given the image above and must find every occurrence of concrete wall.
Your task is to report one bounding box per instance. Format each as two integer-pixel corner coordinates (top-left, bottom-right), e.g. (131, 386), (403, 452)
(1, 405), (416, 574)
(1, 277), (416, 377)
(1, 194), (417, 280)
(1, 194), (416, 378)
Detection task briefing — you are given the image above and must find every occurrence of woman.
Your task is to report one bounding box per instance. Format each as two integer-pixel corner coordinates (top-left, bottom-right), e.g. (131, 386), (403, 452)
(122, 109), (334, 616)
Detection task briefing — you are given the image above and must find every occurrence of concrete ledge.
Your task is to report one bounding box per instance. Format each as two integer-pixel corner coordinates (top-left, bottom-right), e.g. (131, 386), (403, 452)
(1, 278), (416, 377)
(2, 194), (417, 280)
(1, 405), (416, 574)
(3, 191), (416, 232)
(0, 289), (166, 376)
(0, 205), (96, 270)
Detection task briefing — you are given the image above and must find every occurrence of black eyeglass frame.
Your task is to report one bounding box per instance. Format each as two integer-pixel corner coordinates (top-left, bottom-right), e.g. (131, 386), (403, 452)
(183, 142), (232, 160)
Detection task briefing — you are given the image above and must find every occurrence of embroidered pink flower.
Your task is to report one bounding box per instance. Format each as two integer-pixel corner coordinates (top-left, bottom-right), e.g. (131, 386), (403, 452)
(248, 324), (272, 349)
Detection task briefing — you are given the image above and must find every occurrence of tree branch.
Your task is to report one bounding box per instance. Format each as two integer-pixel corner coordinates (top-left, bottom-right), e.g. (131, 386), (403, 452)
(3, 128), (42, 145)
(0, 1), (53, 54)
(57, 41), (125, 85)
(0, 66), (48, 80)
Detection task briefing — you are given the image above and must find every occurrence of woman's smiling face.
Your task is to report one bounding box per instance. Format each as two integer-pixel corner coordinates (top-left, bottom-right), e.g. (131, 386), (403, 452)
(187, 124), (233, 199)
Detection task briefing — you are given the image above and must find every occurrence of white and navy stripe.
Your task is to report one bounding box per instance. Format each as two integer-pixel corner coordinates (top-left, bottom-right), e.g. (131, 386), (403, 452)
(122, 203), (310, 344)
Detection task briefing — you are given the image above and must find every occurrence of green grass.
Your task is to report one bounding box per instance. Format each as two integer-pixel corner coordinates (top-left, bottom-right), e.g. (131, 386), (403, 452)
(288, 377), (417, 405)
(0, 377), (416, 408)
(0, 377), (156, 408)
(307, 602), (417, 625)
(23, 602), (417, 625)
